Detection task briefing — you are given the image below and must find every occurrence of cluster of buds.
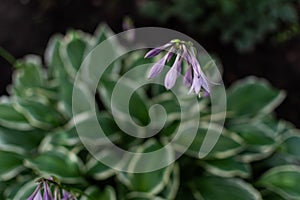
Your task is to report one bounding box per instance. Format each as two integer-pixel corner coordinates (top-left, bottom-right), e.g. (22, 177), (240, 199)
(145, 39), (213, 96)
(27, 177), (77, 200)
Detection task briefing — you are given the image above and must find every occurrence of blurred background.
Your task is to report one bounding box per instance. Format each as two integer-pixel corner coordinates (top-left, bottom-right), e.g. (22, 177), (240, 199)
(0, 0), (299, 127)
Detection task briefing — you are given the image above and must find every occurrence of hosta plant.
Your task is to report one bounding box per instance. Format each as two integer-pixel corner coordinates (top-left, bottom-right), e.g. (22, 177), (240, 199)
(0, 24), (300, 200)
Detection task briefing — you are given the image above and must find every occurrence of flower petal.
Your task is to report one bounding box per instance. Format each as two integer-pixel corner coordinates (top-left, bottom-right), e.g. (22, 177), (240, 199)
(34, 190), (43, 200)
(189, 76), (202, 94)
(183, 66), (193, 87)
(148, 58), (166, 78)
(147, 51), (173, 79)
(27, 184), (42, 200)
(164, 56), (182, 89)
(43, 181), (53, 200)
(182, 45), (193, 65)
(144, 43), (172, 58)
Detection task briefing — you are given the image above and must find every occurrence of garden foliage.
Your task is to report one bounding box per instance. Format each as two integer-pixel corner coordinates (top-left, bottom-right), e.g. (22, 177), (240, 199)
(0, 25), (300, 199)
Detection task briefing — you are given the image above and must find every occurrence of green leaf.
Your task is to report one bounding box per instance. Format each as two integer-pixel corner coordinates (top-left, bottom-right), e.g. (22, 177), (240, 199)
(4, 176), (33, 199)
(81, 186), (116, 200)
(45, 34), (65, 79)
(281, 134), (300, 158)
(191, 176), (262, 200)
(227, 77), (285, 118)
(10, 180), (36, 200)
(200, 157), (251, 178)
(14, 55), (44, 89)
(125, 192), (166, 200)
(15, 99), (65, 129)
(0, 126), (44, 152)
(237, 149), (275, 163)
(261, 190), (285, 200)
(0, 103), (32, 130)
(39, 127), (80, 149)
(61, 31), (89, 75)
(0, 149), (24, 181)
(258, 165), (300, 200)
(229, 124), (277, 150)
(99, 77), (150, 126)
(118, 140), (174, 195)
(173, 124), (243, 159)
(44, 35), (75, 117)
(94, 23), (115, 45)
(25, 148), (83, 183)
(86, 152), (115, 180)
(158, 164), (180, 199)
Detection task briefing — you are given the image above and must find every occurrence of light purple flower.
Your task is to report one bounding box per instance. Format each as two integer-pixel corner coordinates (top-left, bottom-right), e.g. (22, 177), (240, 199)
(27, 184), (42, 200)
(43, 181), (53, 200)
(145, 39), (214, 96)
(27, 177), (77, 200)
(183, 66), (193, 87)
(144, 43), (172, 58)
(61, 190), (74, 200)
(147, 49), (173, 79)
(165, 55), (182, 89)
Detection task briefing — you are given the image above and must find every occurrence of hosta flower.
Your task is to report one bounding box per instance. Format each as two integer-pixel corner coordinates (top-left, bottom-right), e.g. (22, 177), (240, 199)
(28, 177), (77, 200)
(145, 39), (213, 96)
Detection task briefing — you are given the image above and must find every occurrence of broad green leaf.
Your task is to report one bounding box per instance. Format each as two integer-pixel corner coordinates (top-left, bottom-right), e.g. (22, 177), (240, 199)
(227, 77), (285, 118)
(0, 127), (44, 152)
(173, 124), (243, 159)
(62, 31), (88, 74)
(4, 176), (33, 199)
(200, 157), (251, 178)
(258, 165), (300, 200)
(15, 99), (65, 129)
(14, 55), (44, 88)
(45, 35), (75, 117)
(39, 128), (80, 150)
(45, 34), (65, 79)
(94, 23), (115, 45)
(0, 149), (24, 181)
(152, 93), (181, 124)
(81, 186), (116, 200)
(118, 140), (174, 195)
(158, 164), (180, 199)
(0, 103), (32, 130)
(86, 152), (115, 180)
(69, 112), (121, 151)
(228, 124), (277, 150)
(281, 134), (300, 158)
(191, 176), (262, 200)
(57, 76), (74, 117)
(175, 187), (196, 200)
(11, 180), (36, 200)
(25, 148), (83, 183)
(99, 77), (150, 126)
(261, 190), (285, 200)
(238, 149), (276, 163)
(125, 192), (166, 200)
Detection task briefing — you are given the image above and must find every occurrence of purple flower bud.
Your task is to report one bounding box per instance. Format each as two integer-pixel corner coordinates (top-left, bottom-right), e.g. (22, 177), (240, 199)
(61, 190), (73, 200)
(182, 45), (193, 65)
(144, 43), (172, 58)
(165, 55), (182, 89)
(43, 181), (53, 200)
(183, 66), (193, 87)
(189, 76), (202, 94)
(201, 74), (210, 94)
(145, 40), (214, 96)
(27, 184), (42, 200)
(148, 50), (173, 79)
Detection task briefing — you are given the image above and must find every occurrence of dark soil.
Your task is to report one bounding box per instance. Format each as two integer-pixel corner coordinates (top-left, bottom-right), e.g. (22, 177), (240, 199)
(0, 0), (299, 127)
